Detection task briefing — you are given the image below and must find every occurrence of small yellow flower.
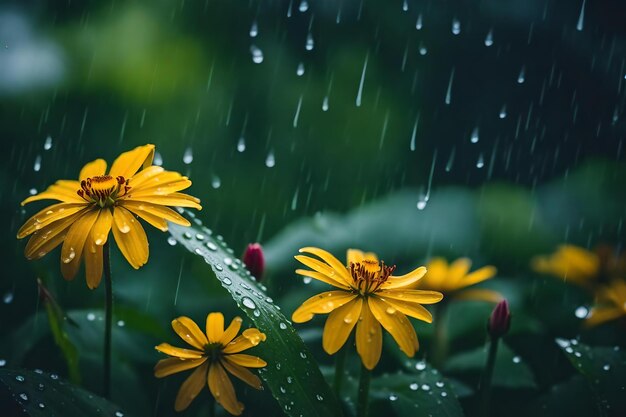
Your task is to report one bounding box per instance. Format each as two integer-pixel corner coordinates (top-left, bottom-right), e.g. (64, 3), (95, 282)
(154, 313), (267, 415)
(585, 279), (626, 327)
(292, 247), (443, 370)
(414, 257), (500, 302)
(531, 245), (600, 286)
(17, 144), (201, 289)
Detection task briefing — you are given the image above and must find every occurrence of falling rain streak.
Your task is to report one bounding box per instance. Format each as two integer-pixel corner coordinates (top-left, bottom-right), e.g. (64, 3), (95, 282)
(355, 53), (369, 107)
(445, 68), (455, 105)
(577, 0), (586, 31)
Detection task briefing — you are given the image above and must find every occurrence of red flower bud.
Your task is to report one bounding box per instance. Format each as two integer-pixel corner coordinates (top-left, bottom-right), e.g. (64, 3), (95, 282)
(243, 243), (265, 280)
(488, 299), (511, 338)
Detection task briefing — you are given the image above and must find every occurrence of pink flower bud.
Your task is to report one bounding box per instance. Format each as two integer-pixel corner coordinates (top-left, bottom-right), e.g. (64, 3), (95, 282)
(488, 299), (511, 338)
(243, 243), (265, 280)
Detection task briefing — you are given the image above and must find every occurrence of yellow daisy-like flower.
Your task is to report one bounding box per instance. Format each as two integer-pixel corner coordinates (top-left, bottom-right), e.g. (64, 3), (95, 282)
(292, 247), (443, 370)
(414, 257), (500, 302)
(585, 279), (626, 327)
(154, 313), (267, 415)
(531, 245), (600, 287)
(17, 144), (201, 289)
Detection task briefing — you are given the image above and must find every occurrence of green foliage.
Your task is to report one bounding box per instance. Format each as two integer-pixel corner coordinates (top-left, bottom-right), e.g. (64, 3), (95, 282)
(0, 369), (127, 417)
(169, 215), (343, 417)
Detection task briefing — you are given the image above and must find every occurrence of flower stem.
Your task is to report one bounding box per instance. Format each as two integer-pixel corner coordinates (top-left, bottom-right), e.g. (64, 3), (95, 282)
(208, 394), (216, 417)
(479, 336), (499, 417)
(431, 301), (449, 367)
(103, 242), (113, 399)
(333, 345), (347, 396)
(356, 363), (371, 417)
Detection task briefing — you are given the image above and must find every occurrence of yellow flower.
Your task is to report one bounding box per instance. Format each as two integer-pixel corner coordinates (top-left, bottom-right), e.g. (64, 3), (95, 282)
(531, 245), (600, 286)
(154, 313), (267, 415)
(414, 257), (500, 302)
(585, 279), (626, 327)
(17, 144), (201, 289)
(292, 247), (443, 370)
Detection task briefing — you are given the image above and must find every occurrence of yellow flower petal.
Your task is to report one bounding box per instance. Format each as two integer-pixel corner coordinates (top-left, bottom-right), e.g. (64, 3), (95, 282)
(220, 317), (243, 346)
(346, 248), (378, 266)
(375, 295), (433, 323)
(299, 247), (353, 284)
(368, 297), (419, 357)
(322, 297), (362, 355)
(109, 144), (155, 179)
(222, 329), (266, 354)
(111, 207), (148, 269)
(21, 181), (86, 205)
(171, 317), (209, 350)
(155, 343), (205, 359)
(420, 257), (449, 290)
(120, 200), (190, 227)
(60, 209), (99, 280)
(128, 165), (164, 187)
(79, 159), (107, 180)
(174, 362), (209, 412)
(154, 357), (207, 378)
(454, 288), (503, 303)
(224, 354), (267, 368)
(130, 176), (192, 196)
(83, 240), (103, 289)
(24, 211), (86, 259)
(558, 245), (600, 277)
(377, 289), (443, 304)
(125, 193), (202, 210)
(295, 268), (351, 290)
(208, 362), (244, 416)
(17, 203), (87, 239)
(221, 357), (263, 389)
(356, 303), (382, 370)
(447, 258), (472, 287)
(122, 207), (168, 231)
(91, 208), (113, 246)
(458, 265), (497, 288)
(585, 306), (625, 327)
(380, 266), (427, 289)
(206, 312), (225, 344)
(291, 291), (358, 323)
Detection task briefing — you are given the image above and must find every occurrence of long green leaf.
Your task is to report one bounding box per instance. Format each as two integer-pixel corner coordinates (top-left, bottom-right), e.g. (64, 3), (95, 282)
(169, 215), (343, 417)
(0, 369), (127, 417)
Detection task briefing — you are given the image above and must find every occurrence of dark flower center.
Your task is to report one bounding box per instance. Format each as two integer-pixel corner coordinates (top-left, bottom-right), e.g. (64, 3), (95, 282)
(350, 260), (396, 295)
(77, 175), (130, 207)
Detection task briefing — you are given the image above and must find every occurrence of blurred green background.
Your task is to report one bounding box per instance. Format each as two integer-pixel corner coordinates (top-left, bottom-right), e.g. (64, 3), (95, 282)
(1, 0), (625, 416)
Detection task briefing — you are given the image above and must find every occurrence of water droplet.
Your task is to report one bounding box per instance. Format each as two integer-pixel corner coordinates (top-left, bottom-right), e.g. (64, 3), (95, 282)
(87, 312), (96, 321)
(322, 96), (329, 111)
(441, 392), (448, 397)
(305, 33), (314, 51)
(415, 14), (423, 30)
(117, 320), (125, 327)
(316, 394), (324, 401)
(62, 249), (76, 264)
(214, 264), (224, 271)
(221, 277), (232, 285)
(417, 194), (428, 210)
(265, 150), (276, 168)
(436, 381), (444, 388)
(484, 29), (494, 46)
(389, 394), (398, 401)
(19, 393), (28, 401)
(451, 18), (461, 35)
(385, 307), (397, 314)
(206, 242), (217, 251)
(29, 188), (37, 195)
(296, 62), (305, 76)
(603, 364), (611, 371)
(512, 356), (521, 363)
(470, 127), (479, 143)
(409, 382), (418, 391)
(167, 237), (177, 246)
(249, 21), (258, 37)
(253, 309), (261, 317)
(576, 0), (586, 31)
(38, 402), (45, 409)
(300, 352), (307, 358)
(418, 42), (427, 56)
(499, 105), (507, 119)
(303, 276), (312, 284)
(421, 384), (431, 391)
(280, 386), (286, 393)
(3, 292), (14, 304)
(50, 374), (59, 380)
(44, 135), (53, 150)
(242, 297), (257, 310)
(115, 412), (124, 417)
(279, 322), (287, 330)
(250, 45), (264, 64)
(33, 155), (42, 172)
(298, 0), (309, 12)
(153, 152), (163, 166)
(237, 137), (246, 152)
(15, 375), (25, 382)
(195, 233), (205, 241)
(415, 361), (426, 371)
(183, 147), (193, 164)
(575, 306), (588, 319)
(517, 66), (526, 84)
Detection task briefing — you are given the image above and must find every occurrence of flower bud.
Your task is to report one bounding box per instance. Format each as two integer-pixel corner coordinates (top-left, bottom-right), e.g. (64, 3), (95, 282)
(488, 299), (511, 338)
(243, 243), (265, 280)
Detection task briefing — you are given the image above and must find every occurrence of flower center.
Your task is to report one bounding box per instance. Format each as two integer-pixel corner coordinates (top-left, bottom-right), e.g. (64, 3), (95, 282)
(350, 260), (396, 295)
(78, 175), (130, 207)
(204, 342), (223, 362)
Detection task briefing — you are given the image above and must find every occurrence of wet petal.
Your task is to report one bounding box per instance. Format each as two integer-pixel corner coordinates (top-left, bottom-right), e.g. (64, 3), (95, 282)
(155, 343), (205, 359)
(60, 210), (99, 280)
(585, 306), (625, 327)
(17, 203), (87, 239)
(291, 291), (358, 323)
(125, 193), (201, 210)
(221, 358), (263, 389)
(356, 303), (382, 370)
(109, 144), (155, 179)
(380, 266), (427, 289)
(224, 354), (267, 368)
(222, 329), (266, 354)
(79, 159), (107, 180)
(208, 362), (244, 416)
(219, 317), (243, 346)
(21, 181), (85, 205)
(459, 265), (497, 288)
(346, 248), (378, 266)
(420, 258), (450, 290)
(24, 210), (87, 259)
(174, 362), (209, 412)
(154, 357), (207, 378)
(375, 295), (433, 323)
(295, 267), (351, 290)
(377, 289), (443, 304)
(83, 240), (103, 289)
(171, 316), (209, 350)
(368, 297), (419, 357)
(91, 208), (113, 246)
(206, 312), (225, 344)
(111, 207), (148, 269)
(120, 200), (190, 226)
(322, 298), (362, 355)
(299, 247), (353, 284)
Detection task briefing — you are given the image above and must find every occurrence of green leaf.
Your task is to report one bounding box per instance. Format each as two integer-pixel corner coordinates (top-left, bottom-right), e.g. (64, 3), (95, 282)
(0, 368), (128, 417)
(44, 301), (81, 384)
(371, 368), (465, 417)
(445, 342), (537, 389)
(555, 338), (626, 414)
(169, 216), (343, 417)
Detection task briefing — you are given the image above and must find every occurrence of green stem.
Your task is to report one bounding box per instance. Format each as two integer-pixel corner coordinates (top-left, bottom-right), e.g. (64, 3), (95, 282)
(356, 363), (371, 417)
(431, 301), (449, 367)
(479, 336), (499, 417)
(333, 345), (347, 396)
(208, 393), (216, 417)
(103, 242), (113, 399)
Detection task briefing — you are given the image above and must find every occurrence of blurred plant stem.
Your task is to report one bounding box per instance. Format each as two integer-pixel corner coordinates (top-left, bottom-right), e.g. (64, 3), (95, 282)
(431, 301), (449, 367)
(103, 242), (112, 399)
(356, 363), (371, 417)
(208, 395), (215, 417)
(333, 344), (347, 396)
(479, 336), (499, 417)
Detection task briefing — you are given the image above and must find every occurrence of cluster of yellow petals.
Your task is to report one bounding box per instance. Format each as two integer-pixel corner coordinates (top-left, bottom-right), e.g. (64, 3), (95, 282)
(414, 257), (500, 302)
(292, 247), (443, 370)
(531, 245), (600, 286)
(17, 144), (201, 289)
(585, 280), (626, 327)
(154, 313), (267, 415)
